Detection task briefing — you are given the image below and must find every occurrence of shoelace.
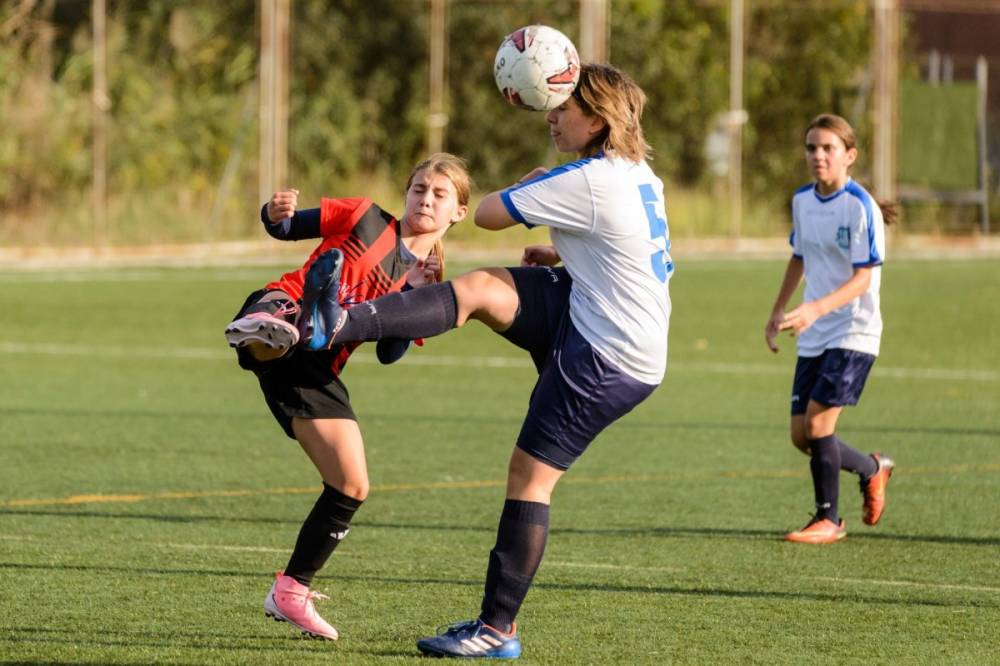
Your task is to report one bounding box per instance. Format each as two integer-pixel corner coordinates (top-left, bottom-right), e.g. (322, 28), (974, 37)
(436, 619), (480, 636)
(274, 300), (300, 318)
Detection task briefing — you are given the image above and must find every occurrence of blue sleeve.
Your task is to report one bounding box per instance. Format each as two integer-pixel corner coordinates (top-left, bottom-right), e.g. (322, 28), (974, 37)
(500, 190), (532, 227)
(261, 205), (322, 240)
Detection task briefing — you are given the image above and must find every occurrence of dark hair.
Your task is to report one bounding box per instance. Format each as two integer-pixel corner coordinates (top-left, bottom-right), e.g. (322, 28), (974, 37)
(806, 114), (899, 225)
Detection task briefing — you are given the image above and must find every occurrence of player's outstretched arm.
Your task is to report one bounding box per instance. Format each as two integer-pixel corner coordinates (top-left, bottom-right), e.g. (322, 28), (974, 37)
(260, 188), (323, 241)
(475, 192), (519, 230)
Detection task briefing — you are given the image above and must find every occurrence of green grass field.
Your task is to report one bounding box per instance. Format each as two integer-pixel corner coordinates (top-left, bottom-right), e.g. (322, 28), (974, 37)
(1, 256), (998, 664)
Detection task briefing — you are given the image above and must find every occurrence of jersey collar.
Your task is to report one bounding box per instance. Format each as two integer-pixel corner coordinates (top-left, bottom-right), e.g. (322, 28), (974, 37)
(813, 177), (852, 203)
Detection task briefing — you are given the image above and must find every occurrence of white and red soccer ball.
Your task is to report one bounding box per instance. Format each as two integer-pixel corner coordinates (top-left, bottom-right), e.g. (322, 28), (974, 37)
(494, 25), (581, 112)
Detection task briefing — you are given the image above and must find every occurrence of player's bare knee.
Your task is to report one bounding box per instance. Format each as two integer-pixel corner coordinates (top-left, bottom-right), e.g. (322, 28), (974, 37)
(791, 436), (811, 455)
(803, 419), (832, 441)
(337, 479), (369, 502)
(453, 268), (518, 329)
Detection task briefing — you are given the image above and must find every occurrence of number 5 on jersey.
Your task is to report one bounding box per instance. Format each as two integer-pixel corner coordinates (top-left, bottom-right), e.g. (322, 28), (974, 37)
(639, 184), (672, 283)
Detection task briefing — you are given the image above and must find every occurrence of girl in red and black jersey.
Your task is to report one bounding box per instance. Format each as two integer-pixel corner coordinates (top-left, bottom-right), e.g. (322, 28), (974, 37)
(224, 153), (470, 641)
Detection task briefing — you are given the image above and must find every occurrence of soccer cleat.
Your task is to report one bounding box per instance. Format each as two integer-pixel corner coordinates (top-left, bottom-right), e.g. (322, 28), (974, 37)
(784, 516), (847, 544)
(263, 571), (338, 641)
(225, 311), (299, 353)
(861, 453), (895, 526)
(298, 249), (346, 351)
(416, 619), (521, 659)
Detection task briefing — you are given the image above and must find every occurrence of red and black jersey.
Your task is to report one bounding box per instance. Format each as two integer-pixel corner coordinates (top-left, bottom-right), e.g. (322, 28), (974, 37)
(264, 197), (415, 374)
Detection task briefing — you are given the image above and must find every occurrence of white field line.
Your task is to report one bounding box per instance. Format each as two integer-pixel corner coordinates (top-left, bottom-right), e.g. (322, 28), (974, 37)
(160, 542), (287, 554)
(0, 339), (996, 381)
(806, 576), (1000, 595)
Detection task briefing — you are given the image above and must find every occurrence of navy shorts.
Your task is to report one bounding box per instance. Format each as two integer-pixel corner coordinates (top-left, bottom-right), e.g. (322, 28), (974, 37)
(500, 267), (659, 470)
(233, 290), (356, 440)
(791, 348), (876, 415)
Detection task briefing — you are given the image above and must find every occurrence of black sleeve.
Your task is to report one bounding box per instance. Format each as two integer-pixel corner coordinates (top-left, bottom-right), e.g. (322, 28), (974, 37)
(260, 204), (322, 241)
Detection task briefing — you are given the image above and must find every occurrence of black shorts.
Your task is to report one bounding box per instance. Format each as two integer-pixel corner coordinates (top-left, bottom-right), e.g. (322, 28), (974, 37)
(791, 348), (876, 415)
(498, 266), (573, 370)
(500, 267), (658, 470)
(233, 290), (356, 440)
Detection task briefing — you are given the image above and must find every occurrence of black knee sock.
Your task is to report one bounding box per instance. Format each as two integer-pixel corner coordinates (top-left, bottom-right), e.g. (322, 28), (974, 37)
(284, 483), (363, 587)
(808, 435), (840, 522)
(835, 436), (877, 479)
(338, 282), (457, 342)
(480, 500), (550, 634)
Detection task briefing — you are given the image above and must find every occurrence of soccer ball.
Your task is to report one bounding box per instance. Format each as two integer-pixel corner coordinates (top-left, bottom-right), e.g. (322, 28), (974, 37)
(494, 25), (581, 112)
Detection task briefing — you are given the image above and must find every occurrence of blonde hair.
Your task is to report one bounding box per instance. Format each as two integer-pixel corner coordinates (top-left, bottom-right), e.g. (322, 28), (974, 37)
(805, 114), (898, 225)
(572, 63), (651, 162)
(404, 152), (473, 278)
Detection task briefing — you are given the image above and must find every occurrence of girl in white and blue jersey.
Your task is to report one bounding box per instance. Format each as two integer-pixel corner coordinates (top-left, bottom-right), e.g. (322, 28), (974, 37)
(299, 64), (671, 657)
(765, 113), (897, 545)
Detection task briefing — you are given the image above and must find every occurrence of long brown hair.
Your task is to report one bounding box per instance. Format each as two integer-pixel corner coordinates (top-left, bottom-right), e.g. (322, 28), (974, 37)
(571, 63), (651, 163)
(404, 152), (473, 279)
(805, 114), (899, 225)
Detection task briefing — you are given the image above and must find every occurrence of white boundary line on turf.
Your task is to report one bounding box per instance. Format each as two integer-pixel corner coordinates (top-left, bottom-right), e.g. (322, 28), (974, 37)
(1, 339), (997, 382)
(161, 542), (288, 554)
(806, 575), (1000, 594)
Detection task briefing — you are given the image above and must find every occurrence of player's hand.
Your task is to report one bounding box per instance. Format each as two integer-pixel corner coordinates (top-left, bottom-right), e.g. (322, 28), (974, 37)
(517, 167), (549, 185)
(267, 189), (299, 223)
(406, 256), (441, 288)
(764, 310), (784, 353)
(779, 301), (822, 337)
(521, 245), (560, 267)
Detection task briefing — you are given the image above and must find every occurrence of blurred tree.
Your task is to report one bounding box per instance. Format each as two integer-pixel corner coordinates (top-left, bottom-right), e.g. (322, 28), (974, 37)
(742, 1), (871, 202)
(610, 0), (730, 185)
(0, 0), (879, 244)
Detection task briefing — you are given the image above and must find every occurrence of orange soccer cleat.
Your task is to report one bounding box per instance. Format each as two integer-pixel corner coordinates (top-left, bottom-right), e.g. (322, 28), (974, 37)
(861, 453), (895, 526)
(784, 516), (847, 544)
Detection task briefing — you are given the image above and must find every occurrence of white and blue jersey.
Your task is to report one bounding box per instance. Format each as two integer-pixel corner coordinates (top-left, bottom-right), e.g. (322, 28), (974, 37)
(501, 154), (672, 385)
(790, 178), (885, 357)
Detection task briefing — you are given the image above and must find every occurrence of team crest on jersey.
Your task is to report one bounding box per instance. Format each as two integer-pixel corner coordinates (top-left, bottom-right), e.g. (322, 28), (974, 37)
(836, 226), (850, 249)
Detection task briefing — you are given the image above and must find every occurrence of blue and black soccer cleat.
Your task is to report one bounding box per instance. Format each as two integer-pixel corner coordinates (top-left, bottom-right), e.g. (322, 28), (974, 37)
(298, 248), (345, 351)
(416, 619), (521, 659)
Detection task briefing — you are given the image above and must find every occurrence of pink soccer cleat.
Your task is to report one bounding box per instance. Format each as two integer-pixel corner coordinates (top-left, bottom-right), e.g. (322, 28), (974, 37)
(225, 311), (299, 353)
(263, 571), (338, 641)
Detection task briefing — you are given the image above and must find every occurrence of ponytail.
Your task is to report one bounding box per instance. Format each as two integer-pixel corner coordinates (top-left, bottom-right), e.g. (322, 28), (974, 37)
(430, 239), (446, 281)
(877, 199), (899, 226)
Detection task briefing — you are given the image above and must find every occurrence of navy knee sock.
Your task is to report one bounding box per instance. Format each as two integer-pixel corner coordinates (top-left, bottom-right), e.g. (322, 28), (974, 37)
(479, 500), (550, 633)
(285, 483), (363, 587)
(808, 435), (840, 522)
(835, 436), (877, 479)
(338, 282), (457, 342)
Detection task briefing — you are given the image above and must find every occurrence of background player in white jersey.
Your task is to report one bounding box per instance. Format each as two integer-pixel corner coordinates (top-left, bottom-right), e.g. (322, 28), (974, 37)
(765, 113), (898, 545)
(294, 63), (671, 658)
